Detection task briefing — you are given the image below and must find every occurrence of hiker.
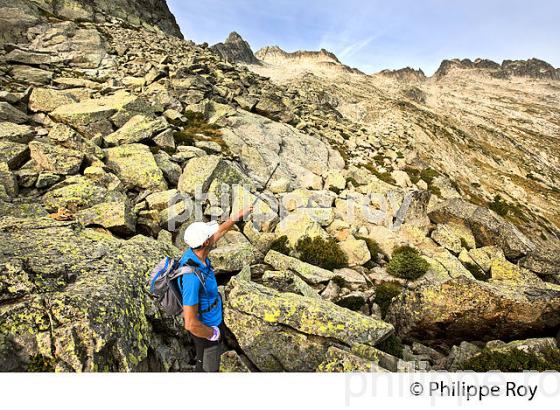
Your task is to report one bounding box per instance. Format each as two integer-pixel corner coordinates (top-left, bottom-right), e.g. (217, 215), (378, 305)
(179, 206), (253, 372)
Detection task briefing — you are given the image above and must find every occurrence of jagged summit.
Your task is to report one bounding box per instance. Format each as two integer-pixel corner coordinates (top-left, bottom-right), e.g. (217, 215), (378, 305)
(434, 57), (559, 80)
(210, 31), (260, 65)
(378, 67), (427, 82)
(255, 45), (343, 65)
(251, 44), (363, 80)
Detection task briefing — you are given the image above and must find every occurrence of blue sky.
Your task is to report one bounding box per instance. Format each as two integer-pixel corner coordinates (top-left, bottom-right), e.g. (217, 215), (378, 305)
(167, 0), (560, 75)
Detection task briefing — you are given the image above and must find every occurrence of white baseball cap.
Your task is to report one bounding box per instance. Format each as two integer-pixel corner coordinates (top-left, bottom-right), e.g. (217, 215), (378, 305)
(183, 221), (220, 248)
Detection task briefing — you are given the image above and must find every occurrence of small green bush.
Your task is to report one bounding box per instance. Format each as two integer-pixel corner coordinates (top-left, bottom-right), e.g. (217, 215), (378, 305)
(377, 334), (404, 358)
(336, 295), (366, 311)
(420, 168), (440, 185)
(404, 167), (421, 184)
(269, 235), (291, 255)
(374, 281), (402, 317)
(460, 347), (560, 372)
(387, 246), (429, 280)
(464, 262), (490, 281)
(295, 236), (348, 270)
(331, 275), (347, 288)
(488, 195), (510, 217)
(174, 110), (223, 147)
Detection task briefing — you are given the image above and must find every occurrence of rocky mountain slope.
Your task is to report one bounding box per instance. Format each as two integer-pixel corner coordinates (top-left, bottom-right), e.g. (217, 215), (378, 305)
(1, 5), (559, 372)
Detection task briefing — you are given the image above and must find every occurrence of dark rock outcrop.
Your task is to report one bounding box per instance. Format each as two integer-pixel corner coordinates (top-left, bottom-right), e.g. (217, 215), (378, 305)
(386, 268), (560, 346)
(434, 57), (559, 80)
(211, 32), (260, 65)
(0, 0), (183, 44)
(378, 67), (426, 82)
(502, 58), (560, 80)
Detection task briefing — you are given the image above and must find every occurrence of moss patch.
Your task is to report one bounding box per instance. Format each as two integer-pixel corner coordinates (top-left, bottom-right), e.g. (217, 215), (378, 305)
(374, 281), (402, 318)
(294, 236), (348, 270)
(387, 246), (429, 280)
(269, 235), (291, 256)
(460, 347), (560, 372)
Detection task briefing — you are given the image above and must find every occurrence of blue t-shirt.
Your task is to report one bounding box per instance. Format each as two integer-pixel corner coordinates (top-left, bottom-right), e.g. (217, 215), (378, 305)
(178, 248), (222, 327)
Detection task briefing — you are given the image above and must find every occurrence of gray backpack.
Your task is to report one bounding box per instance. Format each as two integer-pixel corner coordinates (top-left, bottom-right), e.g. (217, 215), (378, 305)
(147, 256), (206, 316)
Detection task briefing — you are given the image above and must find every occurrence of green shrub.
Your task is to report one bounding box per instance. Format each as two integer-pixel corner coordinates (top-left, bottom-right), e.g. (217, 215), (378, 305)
(174, 110), (223, 147)
(420, 168), (440, 185)
(460, 347), (560, 372)
(404, 167), (421, 184)
(488, 195), (510, 217)
(269, 235), (291, 255)
(464, 262), (490, 281)
(387, 246), (429, 280)
(377, 334), (404, 358)
(374, 281), (402, 318)
(295, 236), (348, 270)
(336, 295), (366, 311)
(361, 162), (396, 185)
(331, 275), (347, 288)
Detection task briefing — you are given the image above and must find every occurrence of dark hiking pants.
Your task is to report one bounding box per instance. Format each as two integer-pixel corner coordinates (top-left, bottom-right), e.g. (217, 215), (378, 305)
(191, 323), (225, 372)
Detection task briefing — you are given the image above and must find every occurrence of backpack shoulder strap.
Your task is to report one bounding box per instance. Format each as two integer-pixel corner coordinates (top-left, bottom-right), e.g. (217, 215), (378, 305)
(175, 261), (207, 293)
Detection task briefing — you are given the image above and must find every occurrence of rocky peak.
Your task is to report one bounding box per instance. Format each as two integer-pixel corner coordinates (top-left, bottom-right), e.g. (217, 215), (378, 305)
(210, 31), (260, 65)
(434, 57), (559, 80)
(0, 0), (183, 43)
(254, 45), (363, 75)
(256, 46), (341, 64)
(378, 67), (427, 82)
(502, 58), (560, 80)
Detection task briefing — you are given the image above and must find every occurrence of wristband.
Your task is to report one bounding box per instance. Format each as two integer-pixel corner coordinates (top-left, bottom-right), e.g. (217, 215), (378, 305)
(207, 325), (220, 341)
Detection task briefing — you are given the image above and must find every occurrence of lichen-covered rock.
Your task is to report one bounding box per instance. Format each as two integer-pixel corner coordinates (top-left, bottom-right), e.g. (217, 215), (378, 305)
(219, 350), (251, 372)
(0, 102), (28, 124)
(230, 184), (277, 232)
(48, 123), (104, 161)
(0, 122), (35, 143)
(219, 111), (344, 190)
(104, 115), (168, 146)
(76, 201), (136, 235)
(428, 198), (535, 259)
(274, 210), (328, 247)
(0, 140), (29, 170)
(0, 162), (18, 197)
(316, 346), (388, 372)
(386, 271), (560, 345)
(280, 189), (336, 211)
(0, 217), (191, 372)
(28, 87), (90, 113)
(105, 144), (167, 191)
(208, 243), (258, 272)
(50, 91), (151, 138)
(261, 270), (321, 299)
(224, 277), (394, 371)
(29, 141), (84, 175)
(178, 155), (251, 196)
(324, 170), (346, 192)
(264, 250), (335, 284)
(339, 238), (371, 266)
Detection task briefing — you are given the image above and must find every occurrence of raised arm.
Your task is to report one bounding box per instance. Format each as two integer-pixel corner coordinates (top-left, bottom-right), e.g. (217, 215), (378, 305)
(212, 206), (253, 243)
